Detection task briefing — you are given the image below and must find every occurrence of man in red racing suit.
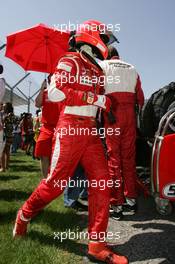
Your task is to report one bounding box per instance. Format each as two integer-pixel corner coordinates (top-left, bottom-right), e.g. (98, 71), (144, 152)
(35, 78), (61, 177)
(13, 20), (128, 264)
(100, 46), (144, 220)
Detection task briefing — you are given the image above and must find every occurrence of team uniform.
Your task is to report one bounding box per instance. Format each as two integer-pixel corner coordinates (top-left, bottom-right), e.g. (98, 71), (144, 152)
(100, 59), (144, 206)
(15, 52), (110, 239)
(13, 19), (129, 264)
(34, 90), (61, 158)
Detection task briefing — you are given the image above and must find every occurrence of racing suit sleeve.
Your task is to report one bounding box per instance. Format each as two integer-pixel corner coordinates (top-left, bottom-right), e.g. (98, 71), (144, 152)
(135, 75), (144, 108)
(48, 57), (111, 111)
(48, 57), (89, 105)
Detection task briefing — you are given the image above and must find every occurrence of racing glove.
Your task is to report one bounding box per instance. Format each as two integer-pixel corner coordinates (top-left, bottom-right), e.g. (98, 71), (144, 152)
(83, 91), (112, 112)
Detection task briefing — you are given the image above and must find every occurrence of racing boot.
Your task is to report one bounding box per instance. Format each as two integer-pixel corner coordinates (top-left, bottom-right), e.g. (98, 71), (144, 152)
(13, 190), (50, 238)
(13, 209), (30, 238)
(88, 241), (129, 264)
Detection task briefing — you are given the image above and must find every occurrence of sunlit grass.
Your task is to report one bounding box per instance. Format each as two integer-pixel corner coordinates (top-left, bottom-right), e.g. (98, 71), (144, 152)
(0, 152), (88, 264)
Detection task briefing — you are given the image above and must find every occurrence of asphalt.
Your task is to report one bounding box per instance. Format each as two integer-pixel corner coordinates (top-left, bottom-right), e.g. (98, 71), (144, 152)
(81, 196), (175, 264)
(107, 196), (175, 264)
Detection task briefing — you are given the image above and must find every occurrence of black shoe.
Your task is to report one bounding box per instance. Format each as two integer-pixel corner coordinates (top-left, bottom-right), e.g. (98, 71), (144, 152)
(79, 197), (88, 201)
(123, 203), (137, 214)
(72, 201), (88, 211)
(78, 197), (88, 206)
(110, 210), (123, 220)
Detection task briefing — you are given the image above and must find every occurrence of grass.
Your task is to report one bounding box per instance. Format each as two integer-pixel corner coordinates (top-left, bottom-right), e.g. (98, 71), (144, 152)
(0, 151), (89, 264)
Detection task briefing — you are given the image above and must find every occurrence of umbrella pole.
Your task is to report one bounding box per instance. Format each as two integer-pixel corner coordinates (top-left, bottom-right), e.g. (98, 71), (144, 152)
(28, 79), (32, 113)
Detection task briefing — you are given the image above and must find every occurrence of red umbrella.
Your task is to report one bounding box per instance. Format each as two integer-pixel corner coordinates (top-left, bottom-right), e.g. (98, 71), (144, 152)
(5, 23), (70, 73)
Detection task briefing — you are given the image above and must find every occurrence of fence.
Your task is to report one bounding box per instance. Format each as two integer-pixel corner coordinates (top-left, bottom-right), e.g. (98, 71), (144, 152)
(0, 41), (42, 115)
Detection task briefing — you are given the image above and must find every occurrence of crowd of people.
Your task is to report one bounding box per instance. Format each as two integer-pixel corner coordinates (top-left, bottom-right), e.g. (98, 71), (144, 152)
(0, 19), (147, 264)
(0, 65), (42, 171)
(0, 107), (42, 171)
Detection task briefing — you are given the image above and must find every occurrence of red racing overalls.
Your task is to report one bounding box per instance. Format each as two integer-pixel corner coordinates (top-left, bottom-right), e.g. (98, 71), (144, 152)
(20, 51), (111, 239)
(100, 58), (144, 205)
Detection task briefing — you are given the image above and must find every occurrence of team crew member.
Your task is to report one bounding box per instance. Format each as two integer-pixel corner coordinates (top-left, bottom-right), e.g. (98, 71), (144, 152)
(0, 65), (5, 102)
(0, 65), (6, 162)
(100, 46), (144, 220)
(20, 113), (34, 155)
(13, 20), (128, 264)
(35, 77), (61, 177)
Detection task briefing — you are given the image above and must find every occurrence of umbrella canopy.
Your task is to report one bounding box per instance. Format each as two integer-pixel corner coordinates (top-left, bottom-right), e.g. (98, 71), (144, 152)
(5, 23), (70, 73)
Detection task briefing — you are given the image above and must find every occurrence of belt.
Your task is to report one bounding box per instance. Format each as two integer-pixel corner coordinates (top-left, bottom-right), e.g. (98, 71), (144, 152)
(64, 105), (97, 117)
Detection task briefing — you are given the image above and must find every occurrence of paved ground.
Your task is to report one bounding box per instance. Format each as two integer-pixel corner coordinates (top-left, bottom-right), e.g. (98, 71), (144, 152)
(81, 196), (175, 264)
(107, 196), (175, 264)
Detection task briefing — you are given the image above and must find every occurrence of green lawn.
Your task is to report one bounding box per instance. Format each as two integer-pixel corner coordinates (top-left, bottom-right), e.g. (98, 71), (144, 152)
(0, 152), (88, 264)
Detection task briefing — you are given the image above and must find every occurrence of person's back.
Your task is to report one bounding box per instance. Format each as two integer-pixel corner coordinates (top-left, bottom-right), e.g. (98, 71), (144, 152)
(1, 102), (15, 171)
(100, 58), (144, 112)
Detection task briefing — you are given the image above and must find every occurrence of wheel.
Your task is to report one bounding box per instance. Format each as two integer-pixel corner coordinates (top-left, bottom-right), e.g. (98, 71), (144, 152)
(167, 102), (175, 132)
(155, 198), (173, 215)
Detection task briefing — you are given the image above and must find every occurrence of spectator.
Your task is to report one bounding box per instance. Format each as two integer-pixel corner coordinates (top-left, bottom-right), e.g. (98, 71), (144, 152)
(0, 103), (5, 169)
(33, 109), (41, 159)
(33, 109), (41, 142)
(20, 113), (34, 155)
(0, 65), (6, 168)
(11, 117), (21, 153)
(1, 102), (15, 171)
(64, 164), (88, 211)
(0, 65), (5, 102)
(34, 78), (61, 177)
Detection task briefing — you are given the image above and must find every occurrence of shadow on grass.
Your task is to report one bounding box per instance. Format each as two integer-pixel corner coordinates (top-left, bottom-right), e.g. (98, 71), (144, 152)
(10, 159), (26, 163)
(28, 230), (87, 258)
(35, 209), (88, 232)
(0, 189), (31, 201)
(0, 209), (89, 259)
(0, 175), (21, 181)
(0, 210), (17, 224)
(0, 207), (88, 235)
(10, 164), (40, 172)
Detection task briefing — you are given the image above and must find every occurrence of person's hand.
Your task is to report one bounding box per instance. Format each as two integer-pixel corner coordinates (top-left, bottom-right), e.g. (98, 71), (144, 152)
(85, 92), (112, 112)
